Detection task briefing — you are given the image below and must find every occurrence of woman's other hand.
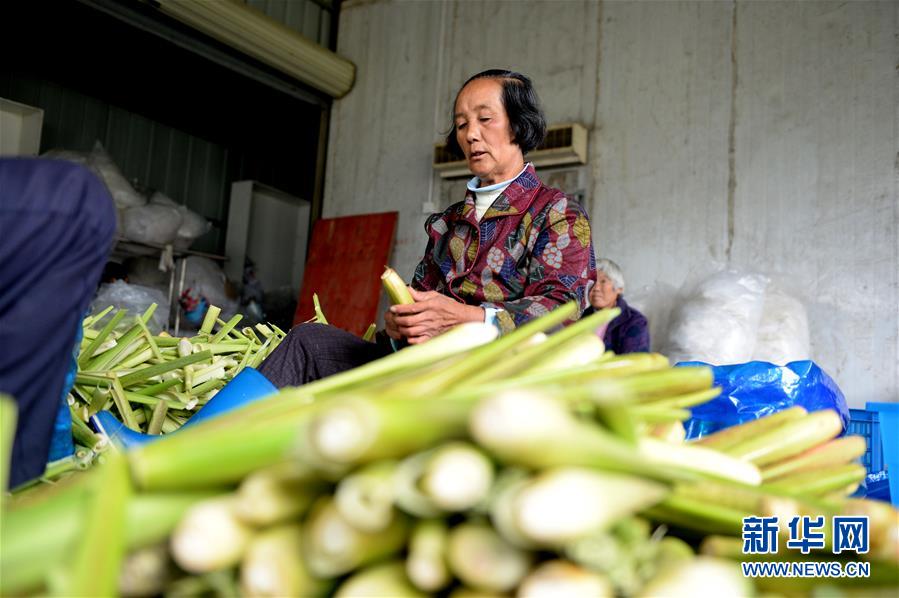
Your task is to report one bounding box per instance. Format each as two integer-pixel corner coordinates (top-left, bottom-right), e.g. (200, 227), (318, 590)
(387, 288), (485, 344)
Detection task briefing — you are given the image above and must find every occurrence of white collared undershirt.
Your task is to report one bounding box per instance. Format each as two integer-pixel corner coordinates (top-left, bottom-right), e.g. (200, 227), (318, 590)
(467, 162), (530, 221)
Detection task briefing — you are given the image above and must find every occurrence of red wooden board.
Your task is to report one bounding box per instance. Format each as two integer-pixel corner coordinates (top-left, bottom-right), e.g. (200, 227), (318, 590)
(293, 212), (398, 335)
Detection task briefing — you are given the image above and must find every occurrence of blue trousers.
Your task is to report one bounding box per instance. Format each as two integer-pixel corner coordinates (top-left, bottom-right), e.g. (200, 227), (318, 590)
(0, 159), (115, 488)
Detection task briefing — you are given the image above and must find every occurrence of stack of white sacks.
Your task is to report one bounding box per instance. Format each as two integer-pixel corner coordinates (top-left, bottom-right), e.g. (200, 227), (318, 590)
(631, 270), (810, 366)
(44, 141), (211, 248)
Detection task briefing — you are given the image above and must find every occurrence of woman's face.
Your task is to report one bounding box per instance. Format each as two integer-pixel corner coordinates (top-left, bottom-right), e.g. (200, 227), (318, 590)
(454, 78), (525, 186)
(590, 271), (621, 310)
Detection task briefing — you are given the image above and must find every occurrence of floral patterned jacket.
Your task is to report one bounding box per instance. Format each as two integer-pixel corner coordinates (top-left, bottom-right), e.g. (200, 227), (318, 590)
(411, 164), (596, 333)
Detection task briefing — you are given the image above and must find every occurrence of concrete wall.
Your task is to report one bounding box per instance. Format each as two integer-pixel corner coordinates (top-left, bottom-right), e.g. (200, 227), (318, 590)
(324, 0), (898, 407)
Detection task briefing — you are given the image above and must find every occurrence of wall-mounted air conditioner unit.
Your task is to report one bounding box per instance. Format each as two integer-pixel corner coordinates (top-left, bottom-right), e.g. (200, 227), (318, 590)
(432, 122), (588, 179)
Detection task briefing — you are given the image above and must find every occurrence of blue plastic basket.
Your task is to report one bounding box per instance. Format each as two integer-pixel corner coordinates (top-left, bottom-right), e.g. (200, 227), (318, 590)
(866, 402), (897, 506)
(848, 408), (882, 474)
(849, 403), (897, 506)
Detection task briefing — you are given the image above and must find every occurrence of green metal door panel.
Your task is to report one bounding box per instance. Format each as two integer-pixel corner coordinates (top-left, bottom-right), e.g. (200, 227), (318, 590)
(146, 126), (174, 193)
(120, 112), (155, 185)
(54, 89), (87, 150)
(37, 82), (65, 148)
(186, 138), (212, 216)
(78, 96), (110, 151)
(166, 130), (192, 205)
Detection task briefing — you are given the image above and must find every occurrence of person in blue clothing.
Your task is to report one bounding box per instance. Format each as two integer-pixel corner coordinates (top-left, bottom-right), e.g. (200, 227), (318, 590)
(583, 258), (650, 354)
(0, 159), (116, 488)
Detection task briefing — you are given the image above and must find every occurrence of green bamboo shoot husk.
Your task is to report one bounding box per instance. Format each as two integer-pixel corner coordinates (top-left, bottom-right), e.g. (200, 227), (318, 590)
(199, 305), (221, 335)
(129, 403), (320, 490)
(761, 435), (867, 482)
(421, 441), (494, 512)
(335, 460), (399, 532)
(170, 495), (254, 574)
(469, 390), (694, 483)
(117, 349), (213, 388)
(764, 463), (867, 497)
(464, 307), (619, 386)
(240, 523), (331, 597)
(725, 409), (844, 466)
(406, 519), (451, 592)
(443, 352), (670, 404)
(312, 293), (329, 324)
(518, 331), (606, 378)
(78, 309), (127, 367)
(1, 394), (18, 495)
(211, 314), (244, 343)
(234, 461), (322, 526)
(335, 562), (424, 598)
(446, 521), (532, 593)
(693, 406), (807, 451)
(82, 305), (114, 329)
(58, 452), (131, 597)
(303, 497), (409, 578)
(389, 302), (580, 399)
(134, 377), (183, 396)
(643, 494), (745, 537)
(110, 377), (141, 431)
(638, 438), (762, 486)
(85, 305), (156, 371)
(507, 467), (668, 546)
(147, 399), (169, 435)
(518, 560), (614, 598)
(303, 396), (478, 469)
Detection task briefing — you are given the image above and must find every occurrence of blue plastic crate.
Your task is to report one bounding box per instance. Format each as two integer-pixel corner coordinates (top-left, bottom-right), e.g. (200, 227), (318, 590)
(848, 408), (882, 474)
(866, 402), (897, 507)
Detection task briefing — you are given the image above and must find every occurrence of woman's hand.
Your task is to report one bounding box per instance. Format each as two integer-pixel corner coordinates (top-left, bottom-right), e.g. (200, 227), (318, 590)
(385, 288), (485, 344)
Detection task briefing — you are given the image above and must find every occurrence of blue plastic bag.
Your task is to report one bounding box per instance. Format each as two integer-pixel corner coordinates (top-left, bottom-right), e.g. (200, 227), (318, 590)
(678, 360), (849, 440)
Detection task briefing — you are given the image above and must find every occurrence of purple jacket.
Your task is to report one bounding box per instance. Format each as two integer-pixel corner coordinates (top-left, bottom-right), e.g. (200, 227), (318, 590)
(583, 296), (650, 354)
(411, 164), (596, 333)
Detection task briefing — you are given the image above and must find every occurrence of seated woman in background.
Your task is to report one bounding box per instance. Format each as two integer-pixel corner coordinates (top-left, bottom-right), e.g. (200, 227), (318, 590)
(583, 258), (649, 354)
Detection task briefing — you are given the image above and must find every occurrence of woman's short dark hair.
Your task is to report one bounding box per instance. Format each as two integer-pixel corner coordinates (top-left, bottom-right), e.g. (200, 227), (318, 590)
(444, 69), (547, 159)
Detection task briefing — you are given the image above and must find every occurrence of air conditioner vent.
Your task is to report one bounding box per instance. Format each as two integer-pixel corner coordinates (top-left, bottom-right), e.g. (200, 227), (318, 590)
(433, 122), (587, 178)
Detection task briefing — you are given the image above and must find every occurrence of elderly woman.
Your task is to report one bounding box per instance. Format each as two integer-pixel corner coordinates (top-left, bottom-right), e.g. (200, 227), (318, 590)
(583, 258), (649, 354)
(259, 69), (596, 388)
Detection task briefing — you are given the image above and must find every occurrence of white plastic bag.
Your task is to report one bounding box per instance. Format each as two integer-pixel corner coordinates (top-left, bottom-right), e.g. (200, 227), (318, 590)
(91, 280), (170, 334)
(752, 285), (810, 365)
(88, 141), (146, 210)
(41, 148), (90, 165)
(174, 206), (211, 249)
(665, 270), (769, 365)
(122, 203), (183, 245)
(178, 256), (239, 328)
(149, 191), (178, 208)
(149, 191), (211, 250)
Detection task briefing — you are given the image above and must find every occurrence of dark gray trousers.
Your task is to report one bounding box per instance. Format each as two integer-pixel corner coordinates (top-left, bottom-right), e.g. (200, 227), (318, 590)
(258, 323), (393, 388)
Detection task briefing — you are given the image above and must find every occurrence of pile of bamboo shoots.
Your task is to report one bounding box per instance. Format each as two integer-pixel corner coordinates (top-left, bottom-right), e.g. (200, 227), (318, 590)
(52, 303), (285, 478)
(1, 301), (897, 596)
